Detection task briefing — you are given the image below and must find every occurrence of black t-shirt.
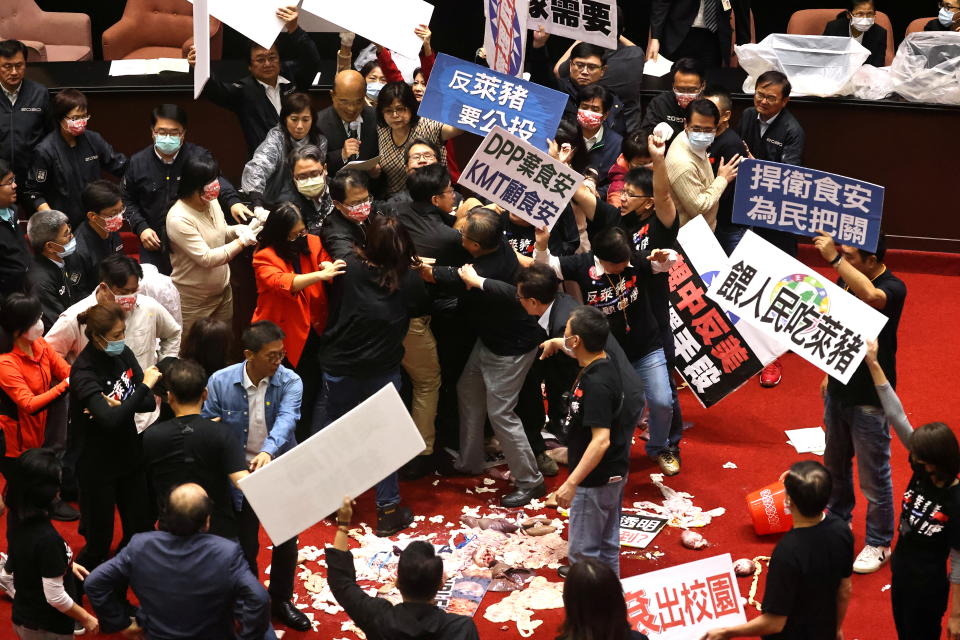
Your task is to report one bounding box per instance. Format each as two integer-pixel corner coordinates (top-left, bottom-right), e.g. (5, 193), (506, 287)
(143, 414), (248, 539)
(587, 199), (678, 258)
(827, 270), (906, 407)
(8, 517), (76, 635)
(561, 357), (628, 488)
(707, 128), (747, 229)
(761, 514), (853, 640)
(500, 207), (579, 258)
(557, 252), (661, 361)
(892, 473), (960, 577)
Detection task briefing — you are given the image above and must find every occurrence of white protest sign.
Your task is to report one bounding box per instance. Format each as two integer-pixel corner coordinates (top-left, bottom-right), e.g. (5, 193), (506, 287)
(706, 230), (888, 384)
(622, 553), (747, 638)
(192, 0), (210, 99)
(677, 216), (786, 367)
(458, 126), (583, 232)
(301, 0), (434, 60)
(189, 0), (287, 52)
(297, 11), (341, 33)
(238, 384), (425, 545)
(528, 0), (617, 50)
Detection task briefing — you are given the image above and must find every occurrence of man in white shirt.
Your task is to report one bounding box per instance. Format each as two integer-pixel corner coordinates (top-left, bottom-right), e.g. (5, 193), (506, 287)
(45, 253), (181, 432)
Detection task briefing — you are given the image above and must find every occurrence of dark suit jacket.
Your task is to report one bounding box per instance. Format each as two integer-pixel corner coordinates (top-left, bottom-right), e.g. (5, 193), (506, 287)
(650, 0), (752, 65)
(316, 105), (380, 174)
(823, 15), (887, 67)
(84, 531), (273, 639)
(738, 107), (805, 166)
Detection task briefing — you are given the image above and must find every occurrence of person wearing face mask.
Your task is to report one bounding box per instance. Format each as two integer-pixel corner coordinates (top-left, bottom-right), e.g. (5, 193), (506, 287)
(926, 0), (960, 31)
(823, 0), (887, 68)
(0, 158), (33, 299)
(252, 202), (345, 438)
(702, 86), (749, 255)
(166, 155), (260, 334)
(320, 169), (384, 260)
(0, 295), (73, 522)
(287, 145), (335, 233)
(664, 99), (740, 231)
(72, 180), (127, 298)
(605, 131), (653, 207)
(45, 253), (180, 432)
(317, 71), (382, 177)
(69, 301), (160, 578)
(575, 85), (623, 199)
(638, 58), (705, 144)
(359, 61), (388, 108)
(860, 341), (960, 640)
(242, 92), (329, 207)
(189, 6), (321, 156)
(26, 209), (83, 330)
(24, 89), (127, 227)
(123, 104), (253, 275)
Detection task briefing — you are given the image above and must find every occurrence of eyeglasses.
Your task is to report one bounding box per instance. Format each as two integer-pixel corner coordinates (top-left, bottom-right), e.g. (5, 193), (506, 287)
(252, 54), (280, 65)
(384, 107), (410, 117)
(940, 2), (959, 11)
(0, 177), (14, 188)
(622, 191), (651, 199)
(0, 62), (25, 73)
(438, 187), (455, 197)
(755, 91), (781, 103)
(153, 128), (183, 137)
(264, 349), (287, 363)
(688, 126), (716, 134)
(66, 115), (90, 123)
(294, 170), (324, 180)
(345, 197), (372, 207)
(570, 61), (602, 73)
(409, 152), (436, 162)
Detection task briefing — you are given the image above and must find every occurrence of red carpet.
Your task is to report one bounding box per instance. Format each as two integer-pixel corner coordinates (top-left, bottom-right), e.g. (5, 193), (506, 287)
(1, 250), (957, 640)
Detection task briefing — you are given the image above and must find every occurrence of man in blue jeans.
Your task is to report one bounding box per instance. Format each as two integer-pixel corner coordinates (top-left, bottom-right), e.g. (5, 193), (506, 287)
(542, 306), (628, 578)
(814, 231), (906, 574)
(203, 321), (310, 631)
(534, 225), (681, 475)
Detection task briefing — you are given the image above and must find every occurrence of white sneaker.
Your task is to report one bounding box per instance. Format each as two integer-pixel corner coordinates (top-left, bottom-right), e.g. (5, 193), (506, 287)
(852, 545), (890, 574)
(0, 552), (14, 598)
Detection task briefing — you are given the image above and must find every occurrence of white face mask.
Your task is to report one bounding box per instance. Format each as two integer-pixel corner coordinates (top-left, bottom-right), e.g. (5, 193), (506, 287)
(851, 16), (874, 31)
(24, 318), (44, 342)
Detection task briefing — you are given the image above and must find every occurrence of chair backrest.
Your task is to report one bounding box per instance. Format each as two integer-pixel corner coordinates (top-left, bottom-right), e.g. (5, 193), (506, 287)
(117, 0), (196, 49)
(906, 17), (937, 36)
(0, 0), (44, 42)
(787, 8), (895, 66)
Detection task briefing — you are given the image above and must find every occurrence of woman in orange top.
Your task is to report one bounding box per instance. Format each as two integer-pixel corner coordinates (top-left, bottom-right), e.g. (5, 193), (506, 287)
(252, 202), (345, 436)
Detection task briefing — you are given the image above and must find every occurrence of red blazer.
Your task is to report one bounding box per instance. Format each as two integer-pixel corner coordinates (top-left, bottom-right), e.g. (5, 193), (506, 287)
(0, 337), (71, 458)
(252, 234), (332, 368)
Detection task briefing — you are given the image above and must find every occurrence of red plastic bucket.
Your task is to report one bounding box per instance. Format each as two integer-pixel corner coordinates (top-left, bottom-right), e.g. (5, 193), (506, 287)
(746, 481), (793, 535)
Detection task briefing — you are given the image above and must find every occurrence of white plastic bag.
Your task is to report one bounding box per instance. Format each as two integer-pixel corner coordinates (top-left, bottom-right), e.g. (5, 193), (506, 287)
(734, 33), (869, 97)
(841, 64), (894, 100)
(890, 31), (960, 105)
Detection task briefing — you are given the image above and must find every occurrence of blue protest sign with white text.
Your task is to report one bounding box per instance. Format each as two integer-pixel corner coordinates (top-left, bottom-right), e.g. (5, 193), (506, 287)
(732, 159), (884, 253)
(419, 53), (567, 151)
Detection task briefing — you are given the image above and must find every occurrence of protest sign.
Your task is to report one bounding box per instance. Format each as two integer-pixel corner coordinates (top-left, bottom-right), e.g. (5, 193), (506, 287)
(667, 218), (766, 407)
(419, 53), (567, 151)
(622, 554), (747, 638)
(484, 0), (528, 76)
(707, 230), (888, 384)
(191, 0), (209, 99)
(188, 0), (287, 52)
(619, 514), (668, 549)
(301, 0), (434, 60)
(238, 384), (425, 545)
(528, 0), (617, 49)
(458, 126), (584, 231)
(733, 158), (884, 253)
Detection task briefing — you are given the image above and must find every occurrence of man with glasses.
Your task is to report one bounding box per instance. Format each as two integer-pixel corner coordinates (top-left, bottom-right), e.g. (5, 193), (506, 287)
(639, 58), (706, 143)
(321, 169), (382, 260)
(317, 70), (381, 175)
(823, 1), (888, 67)
(123, 104), (252, 274)
(0, 158), (30, 298)
(927, 0), (960, 31)
(0, 40), (49, 192)
(189, 6), (321, 156)
(288, 144), (334, 233)
(738, 70), (805, 389)
(665, 98), (740, 231)
(71, 180), (127, 297)
(202, 320), (310, 632)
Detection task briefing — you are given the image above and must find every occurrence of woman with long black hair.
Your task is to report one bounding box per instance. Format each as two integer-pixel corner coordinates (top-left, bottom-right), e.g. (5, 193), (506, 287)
(557, 558), (648, 640)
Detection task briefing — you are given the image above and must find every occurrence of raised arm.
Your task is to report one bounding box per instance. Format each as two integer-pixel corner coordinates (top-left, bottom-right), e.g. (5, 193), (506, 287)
(649, 133), (677, 228)
(863, 339), (912, 448)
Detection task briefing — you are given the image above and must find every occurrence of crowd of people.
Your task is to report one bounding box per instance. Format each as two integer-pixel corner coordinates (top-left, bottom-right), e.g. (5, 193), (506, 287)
(0, 0), (956, 638)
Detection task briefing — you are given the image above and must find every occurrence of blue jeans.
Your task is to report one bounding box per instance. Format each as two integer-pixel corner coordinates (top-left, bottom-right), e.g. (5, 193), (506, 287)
(568, 478), (626, 577)
(823, 392), (894, 547)
(714, 224), (747, 256)
(321, 369), (403, 509)
(632, 348), (680, 458)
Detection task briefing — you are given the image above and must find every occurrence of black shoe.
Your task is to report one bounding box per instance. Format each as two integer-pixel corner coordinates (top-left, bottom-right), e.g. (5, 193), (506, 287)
(51, 499), (80, 522)
(557, 565), (570, 579)
(398, 454), (435, 481)
(376, 503), (414, 537)
(272, 600), (310, 631)
(501, 481), (546, 508)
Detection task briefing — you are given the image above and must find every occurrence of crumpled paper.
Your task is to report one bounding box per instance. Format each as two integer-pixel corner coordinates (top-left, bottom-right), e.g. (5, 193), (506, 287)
(632, 473), (725, 528)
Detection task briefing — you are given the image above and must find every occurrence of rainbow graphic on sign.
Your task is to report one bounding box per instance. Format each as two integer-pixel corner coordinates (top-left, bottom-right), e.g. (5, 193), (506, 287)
(771, 274), (830, 334)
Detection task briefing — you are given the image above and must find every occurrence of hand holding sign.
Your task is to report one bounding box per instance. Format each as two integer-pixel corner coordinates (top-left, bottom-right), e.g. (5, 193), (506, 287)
(813, 230), (840, 263)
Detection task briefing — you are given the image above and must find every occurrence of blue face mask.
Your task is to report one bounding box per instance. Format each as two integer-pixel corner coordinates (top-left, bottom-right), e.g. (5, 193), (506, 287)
(688, 130), (716, 151)
(56, 237), (77, 258)
(940, 6), (956, 25)
(366, 81), (385, 101)
(104, 339), (125, 356)
(155, 134), (182, 155)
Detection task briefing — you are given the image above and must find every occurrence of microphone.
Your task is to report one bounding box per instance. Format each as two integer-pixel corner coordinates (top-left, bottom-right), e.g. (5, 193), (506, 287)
(347, 120), (360, 162)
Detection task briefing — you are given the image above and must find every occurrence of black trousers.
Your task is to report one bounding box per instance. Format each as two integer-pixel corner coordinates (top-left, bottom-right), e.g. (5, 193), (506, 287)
(238, 498), (297, 603)
(891, 559), (949, 640)
(291, 330), (325, 443)
(75, 466), (151, 572)
(668, 27), (723, 70)
(431, 310), (476, 452)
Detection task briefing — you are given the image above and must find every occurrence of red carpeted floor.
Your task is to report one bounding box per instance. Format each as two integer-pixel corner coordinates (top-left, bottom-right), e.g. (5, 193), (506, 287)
(0, 248), (957, 640)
